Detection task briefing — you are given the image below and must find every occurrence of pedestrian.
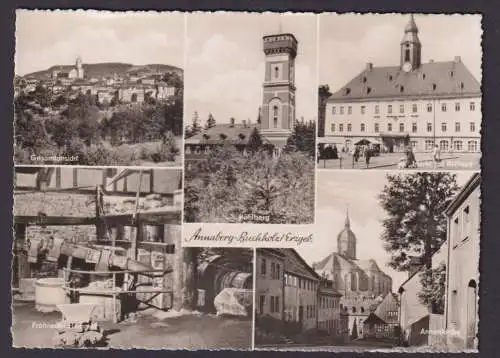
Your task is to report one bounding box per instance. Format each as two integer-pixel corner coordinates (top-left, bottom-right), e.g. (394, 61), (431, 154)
(432, 144), (441, 168)
(365, 147), (372, 168)
(353, 146), (360, 168)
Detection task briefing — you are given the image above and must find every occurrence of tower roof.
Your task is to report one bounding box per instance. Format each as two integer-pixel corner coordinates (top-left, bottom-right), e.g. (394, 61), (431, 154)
(263, 33), (298, 58)
(401, 15), (421, 44)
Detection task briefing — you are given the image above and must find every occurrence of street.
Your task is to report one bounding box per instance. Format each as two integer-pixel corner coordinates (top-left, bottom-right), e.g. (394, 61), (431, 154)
(318, 152), (480, 170)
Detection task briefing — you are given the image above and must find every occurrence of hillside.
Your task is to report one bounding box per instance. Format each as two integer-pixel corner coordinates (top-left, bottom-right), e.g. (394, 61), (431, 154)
(23, 62), (183, 80)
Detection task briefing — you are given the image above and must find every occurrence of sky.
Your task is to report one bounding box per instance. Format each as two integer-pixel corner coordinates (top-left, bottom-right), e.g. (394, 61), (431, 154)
(15, 10), (185, 76)
(184, 12), (318, 125)
(297, 171), (473, 291)
(319, 13), (482, 93)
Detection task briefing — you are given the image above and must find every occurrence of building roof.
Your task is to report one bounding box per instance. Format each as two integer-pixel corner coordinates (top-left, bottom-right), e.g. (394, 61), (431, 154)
(373, 293), (399, 324)
(444, 172), (481, 217)
(185, 123), (270, 145)
(328, 59), (480, 102)
(281, 248), (321, 281)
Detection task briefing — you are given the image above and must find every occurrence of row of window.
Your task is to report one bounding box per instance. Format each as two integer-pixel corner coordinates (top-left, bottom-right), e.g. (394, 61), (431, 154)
(331, 101), (477, 115)
(421, 139), (479, 152)
(260, 258), (281, 280)
(258, 295), (281, 314)
(284, 273), (318, 292)
(318, 319), (339, 332)
(452, 203), (474, 248)
(320, 296), (339, 309)
(330, 121), (477, 133)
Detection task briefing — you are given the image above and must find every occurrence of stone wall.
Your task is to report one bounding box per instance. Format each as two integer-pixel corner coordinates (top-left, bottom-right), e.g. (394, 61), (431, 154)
(14, 192), (94, 217)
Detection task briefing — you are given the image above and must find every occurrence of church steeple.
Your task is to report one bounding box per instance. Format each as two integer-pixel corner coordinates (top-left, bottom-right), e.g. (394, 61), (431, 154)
(400, 14), (421, 71)
(337, 208), (357, 260)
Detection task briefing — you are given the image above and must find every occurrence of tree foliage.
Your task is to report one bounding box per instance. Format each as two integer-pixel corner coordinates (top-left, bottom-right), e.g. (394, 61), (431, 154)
(418, 262), (446, 314)
(284, 119), (316, 158)
(184, 146), (314, 224)
(205, 113), (216, 129)
(378, 173), (459, 272)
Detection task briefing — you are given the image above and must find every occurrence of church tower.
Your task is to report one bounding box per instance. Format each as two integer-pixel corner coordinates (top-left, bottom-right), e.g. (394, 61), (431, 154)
(337, 209), (357, 260)
(400, 15), (421, 72)
(75, 56), (84, 79)
(261, 33), (297, 149)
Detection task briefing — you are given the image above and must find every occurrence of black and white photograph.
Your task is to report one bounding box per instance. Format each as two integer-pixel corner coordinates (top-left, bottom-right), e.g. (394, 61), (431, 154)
(14, 11), (184, 166)
(317, 14), (482, 170)
(12, 167), (253, 349)
(183, 13), (317, 224)
(255, 170), (480, 352)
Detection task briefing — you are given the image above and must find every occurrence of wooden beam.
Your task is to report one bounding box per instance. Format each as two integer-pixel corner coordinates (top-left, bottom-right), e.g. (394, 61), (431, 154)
(14, 216), (96, 226)
(102, 211), (182, 226)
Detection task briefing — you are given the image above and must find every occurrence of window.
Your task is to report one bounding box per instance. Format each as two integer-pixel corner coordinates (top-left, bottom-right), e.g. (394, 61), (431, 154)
(388, 104), (392, 114)
(453, 140), (463, 151)
(274, 66), (280, 79)
(332, 106), (336, 115)
(361, 123), (365, 132)
(270, 296), (275, 313)
(339, 124), (344, 132)
(374, 105), (380, 114)
(455, 122), (461, 132)
(455, 102), (461, 111)
(404, 49), (410, 62)
(273, 105), (279, 128)
(275, 296), (280, 313)
(388, 123), (392, 132)
(399, 104), (404, 113)
(442, 122), (447, 132)
(352, 307), (356, 313)
(348, 106), (352, 115)
(374, 123), (379, 132)
(259, 295), (265, 314)
(361, 106), (366, 115)
(412, 103), (418, 113)
(463, 205), (471, 240)
(470, 102), (475, 111)
(425, 139), (435, 151)
(340, 106), (344, 115)
(427, 103), (433, 112)
(347, 123), (352, 132)
(440, 140), (449, 151)
(331, 123), (335, 132)
(442, 103), (447, 112)
(399, 123), (405, 132)
(412, 123), (417, 133)
(275, 263), (281, 280)
(470, 122), (476, 132)
(271, 262), (275, 279)
(427, 122), (432, 132)
(468, 140), (477, 152)
(261, 258), (266, 276)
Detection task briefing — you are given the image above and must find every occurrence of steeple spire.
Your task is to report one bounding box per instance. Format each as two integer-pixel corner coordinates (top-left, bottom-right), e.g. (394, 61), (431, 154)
(345, 206), (350, 228)
(400, 14), (422, 70)
(404, 14), (418, 33)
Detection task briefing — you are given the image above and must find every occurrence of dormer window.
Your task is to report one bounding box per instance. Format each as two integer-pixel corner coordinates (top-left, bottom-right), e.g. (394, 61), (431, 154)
(344, 88), (351, 95)
(362, 76), (367, 83)
(389, 75), (393, 81)
(367, 87), (372, 94)
(422, 73), (426, 80)
(450, 71), (454, 78)
(238, 133), (246, 140)
(400, 85), (404, 93)
(219, 133), (227, 141)
(460, 82), (464, 89)
(432, 83), (437, 91)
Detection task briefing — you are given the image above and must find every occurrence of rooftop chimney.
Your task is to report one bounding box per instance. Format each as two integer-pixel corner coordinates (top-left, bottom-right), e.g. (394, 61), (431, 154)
(454, 56), (462, 63)
(429, 59), (434, 63)
(366, 62), (373, 71)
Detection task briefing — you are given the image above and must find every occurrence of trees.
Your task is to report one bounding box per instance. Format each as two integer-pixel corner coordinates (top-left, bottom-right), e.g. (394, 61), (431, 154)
(351, 320), (358, 340)
(191, 111), (202, 137)
(205, 113), (216, 129)
(418, 262), (446, 314)
(378, 172), (459, 272)
(247, 127), (264, 154)
(284, 119), (316, 158)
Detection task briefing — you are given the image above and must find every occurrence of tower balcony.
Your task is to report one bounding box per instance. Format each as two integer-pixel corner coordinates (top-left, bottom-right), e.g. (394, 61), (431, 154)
(263, 33), (298, 58)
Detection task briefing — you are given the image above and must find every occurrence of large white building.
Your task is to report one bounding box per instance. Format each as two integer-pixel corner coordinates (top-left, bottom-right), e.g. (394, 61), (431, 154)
(322, 15), (481, 153)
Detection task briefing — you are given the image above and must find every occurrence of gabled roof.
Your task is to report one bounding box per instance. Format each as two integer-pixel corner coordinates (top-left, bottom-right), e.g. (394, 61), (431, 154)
(281, 248), (321, 281)
(329, 59), (480, 102)
(444, 172), (481, 217)
(373, 293), (399, 324)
